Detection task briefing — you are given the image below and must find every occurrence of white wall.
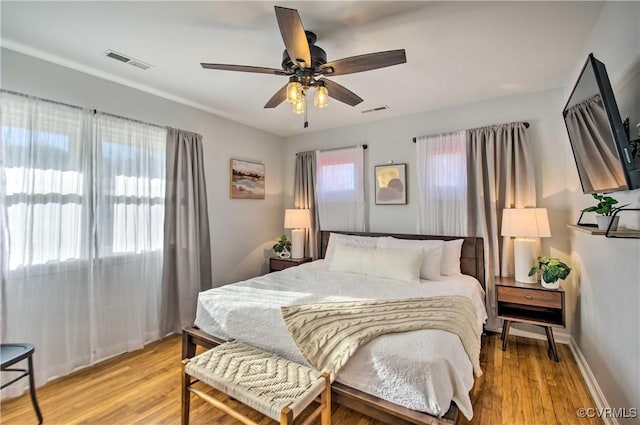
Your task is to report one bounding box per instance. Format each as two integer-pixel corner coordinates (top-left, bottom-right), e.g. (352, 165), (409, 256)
(1, 48), (286, 285)
(565, 2), (640, 423)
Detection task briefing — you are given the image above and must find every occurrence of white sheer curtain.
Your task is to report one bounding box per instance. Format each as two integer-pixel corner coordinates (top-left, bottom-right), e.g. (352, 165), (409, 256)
(416, 130), (468, 235)
(2, 94), (93, 398)
(92, 114), (165, 357)
(315, 146), (365, 231)
(0, 92), (166, 397)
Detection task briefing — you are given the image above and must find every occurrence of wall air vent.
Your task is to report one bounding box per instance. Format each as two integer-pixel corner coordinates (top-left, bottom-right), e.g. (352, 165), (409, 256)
(103, 50), (153, 70)
(361, 105), (390, 114)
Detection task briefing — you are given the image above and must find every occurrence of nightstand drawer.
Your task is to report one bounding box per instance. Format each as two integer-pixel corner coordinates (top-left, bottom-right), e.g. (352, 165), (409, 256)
(269, 257), (312, 272)
(497, 286), (562, 309)
(270, 259), (294, 271)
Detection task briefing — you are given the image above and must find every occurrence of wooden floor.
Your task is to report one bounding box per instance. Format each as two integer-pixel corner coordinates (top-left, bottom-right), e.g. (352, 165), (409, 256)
(1, 333), (601, 425)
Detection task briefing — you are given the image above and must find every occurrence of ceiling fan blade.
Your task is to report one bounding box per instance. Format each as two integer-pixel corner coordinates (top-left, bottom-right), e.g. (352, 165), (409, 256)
(264, 84), (288, 108)
(274, 6), (311, 68)
(201, 63), (289, 76)
(320, 49), (406, 76)
(319, 78), (363, 107)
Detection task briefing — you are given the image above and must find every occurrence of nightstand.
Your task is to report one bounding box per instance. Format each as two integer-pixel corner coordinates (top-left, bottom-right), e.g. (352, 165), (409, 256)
(495, 276), (565, 362)
(269, 257), (312, 272)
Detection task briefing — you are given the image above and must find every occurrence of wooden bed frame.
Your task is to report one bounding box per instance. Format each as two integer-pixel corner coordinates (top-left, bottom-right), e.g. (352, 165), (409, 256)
(183, 231), (485, 425)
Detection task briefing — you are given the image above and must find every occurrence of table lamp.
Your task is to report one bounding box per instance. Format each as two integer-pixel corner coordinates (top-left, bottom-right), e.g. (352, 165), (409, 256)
(284, 209), (311, 259)
(501, 208), (551, 283)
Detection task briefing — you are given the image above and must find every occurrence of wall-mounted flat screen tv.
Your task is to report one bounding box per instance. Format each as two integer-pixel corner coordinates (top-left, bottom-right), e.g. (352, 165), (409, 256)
(563, 53), (640, 194)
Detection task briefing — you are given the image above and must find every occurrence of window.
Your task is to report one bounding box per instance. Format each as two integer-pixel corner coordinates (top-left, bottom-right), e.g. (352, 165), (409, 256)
(95, 114), (166, 256)
(318, 163), (355, 191)
(1, 94), (167, 270)
(2, 96), (88, 270)
(315, 147), (365, 231)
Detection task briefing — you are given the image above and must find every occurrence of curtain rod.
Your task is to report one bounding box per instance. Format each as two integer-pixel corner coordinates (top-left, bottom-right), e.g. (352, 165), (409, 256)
(1, 89), (166, 130)
(321, 144), (368, 152)
(411, 121), (530, 143)
(95, 110), (165, 130)
(298, 144), (368, 155)
(2, 89), (82, 111)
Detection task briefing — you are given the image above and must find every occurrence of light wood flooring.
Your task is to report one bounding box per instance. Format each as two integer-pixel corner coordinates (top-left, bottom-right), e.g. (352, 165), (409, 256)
(1, 333), (601, 425)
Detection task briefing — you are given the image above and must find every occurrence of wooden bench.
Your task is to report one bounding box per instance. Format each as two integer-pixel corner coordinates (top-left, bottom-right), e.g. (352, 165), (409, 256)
(182, 340), (331, 425)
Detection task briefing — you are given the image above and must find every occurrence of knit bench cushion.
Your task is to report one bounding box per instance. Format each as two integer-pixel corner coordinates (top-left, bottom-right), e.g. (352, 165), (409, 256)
(185, 341), (326, 421)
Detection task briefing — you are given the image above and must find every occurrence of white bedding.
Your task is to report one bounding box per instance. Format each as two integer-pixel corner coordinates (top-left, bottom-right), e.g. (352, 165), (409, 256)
(194, 260), (487, 419)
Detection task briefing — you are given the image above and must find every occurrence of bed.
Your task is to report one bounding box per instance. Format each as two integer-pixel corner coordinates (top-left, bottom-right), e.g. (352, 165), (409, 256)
(183, 231), (487, 425)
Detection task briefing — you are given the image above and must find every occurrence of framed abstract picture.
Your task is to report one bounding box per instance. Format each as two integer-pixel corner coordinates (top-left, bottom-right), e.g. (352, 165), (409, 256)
(230, 159), (265, 199)
(374, 163), (407, 205)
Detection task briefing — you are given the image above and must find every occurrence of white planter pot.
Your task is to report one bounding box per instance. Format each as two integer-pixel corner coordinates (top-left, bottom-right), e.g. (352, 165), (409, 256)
(278, 249), (291, 259)
(541, 278), (560, 290)
(596, 215), (619, 231)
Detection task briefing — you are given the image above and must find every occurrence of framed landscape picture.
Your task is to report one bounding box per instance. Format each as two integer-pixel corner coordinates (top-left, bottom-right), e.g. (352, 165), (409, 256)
(374, 163), (407, 205)
(230, 159), (265, 199)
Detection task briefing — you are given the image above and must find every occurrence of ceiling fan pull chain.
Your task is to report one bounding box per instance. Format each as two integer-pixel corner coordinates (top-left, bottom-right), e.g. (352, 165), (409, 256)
(304, 93), (309, 128)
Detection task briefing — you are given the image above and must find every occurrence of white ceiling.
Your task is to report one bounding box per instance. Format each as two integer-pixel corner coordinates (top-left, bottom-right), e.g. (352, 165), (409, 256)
(1, 1), (603, 137)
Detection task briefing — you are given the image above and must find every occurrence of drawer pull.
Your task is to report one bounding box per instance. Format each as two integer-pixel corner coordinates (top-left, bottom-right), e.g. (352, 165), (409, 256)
(525, 295), (533, 300)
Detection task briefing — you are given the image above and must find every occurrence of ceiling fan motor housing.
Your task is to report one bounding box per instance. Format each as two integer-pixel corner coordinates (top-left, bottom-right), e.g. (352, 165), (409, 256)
(281, 31), (326, 73)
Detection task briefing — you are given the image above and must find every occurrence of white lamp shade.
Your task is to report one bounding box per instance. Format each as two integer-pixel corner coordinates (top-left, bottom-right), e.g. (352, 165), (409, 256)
(501, 208), (551, 238)
(284, 209), (311, 229)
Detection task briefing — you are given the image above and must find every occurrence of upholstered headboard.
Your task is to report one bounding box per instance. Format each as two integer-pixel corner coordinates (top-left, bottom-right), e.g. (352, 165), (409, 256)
(318, 231), (485, 289)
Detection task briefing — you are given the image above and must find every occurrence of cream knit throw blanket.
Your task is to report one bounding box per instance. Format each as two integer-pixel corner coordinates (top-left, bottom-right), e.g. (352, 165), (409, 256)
(281, 295), (482, 379)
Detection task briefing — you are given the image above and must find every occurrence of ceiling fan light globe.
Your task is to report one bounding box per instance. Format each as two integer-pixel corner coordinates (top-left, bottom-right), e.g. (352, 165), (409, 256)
(314, 85), (329, 108)
(293, 100), (305, 115)
(286, 81), (302, 104)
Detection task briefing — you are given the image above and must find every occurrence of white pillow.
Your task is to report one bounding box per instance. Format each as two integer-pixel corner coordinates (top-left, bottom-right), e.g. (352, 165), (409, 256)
(329, 244), (423, 283)
(441, 239), (464, 275)
(378, 238), (443, 281)
(324, 233), (386, 262)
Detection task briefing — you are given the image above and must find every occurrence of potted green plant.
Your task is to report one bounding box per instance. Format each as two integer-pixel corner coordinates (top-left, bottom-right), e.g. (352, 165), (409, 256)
(272, 234), (291, 258)
(582, 193), (629, 231)
(528, 256), (571, 289)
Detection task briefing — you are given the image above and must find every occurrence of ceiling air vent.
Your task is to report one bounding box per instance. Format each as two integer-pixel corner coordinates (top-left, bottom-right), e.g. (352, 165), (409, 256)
(128, 60), (151, 70)
(103, 50), (152, 70)
(361, 105), (390, 114)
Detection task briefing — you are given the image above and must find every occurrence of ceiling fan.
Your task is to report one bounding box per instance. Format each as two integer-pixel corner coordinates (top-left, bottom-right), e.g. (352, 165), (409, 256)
(201, 6), (407, 123)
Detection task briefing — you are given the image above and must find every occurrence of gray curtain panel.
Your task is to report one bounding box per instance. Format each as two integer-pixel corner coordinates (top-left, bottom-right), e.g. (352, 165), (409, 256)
(565, 94), (626, 192)
(467, 122), (536, 329)
(293, 151), (318, 259)
(160, 128), (212, 335)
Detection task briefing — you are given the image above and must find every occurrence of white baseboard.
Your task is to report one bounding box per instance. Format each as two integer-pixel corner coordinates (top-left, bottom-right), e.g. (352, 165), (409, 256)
(569, 337), (617, 425)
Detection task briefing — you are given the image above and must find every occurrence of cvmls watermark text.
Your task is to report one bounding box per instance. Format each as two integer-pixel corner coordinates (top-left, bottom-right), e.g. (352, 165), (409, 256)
(576, 407), (637, 419)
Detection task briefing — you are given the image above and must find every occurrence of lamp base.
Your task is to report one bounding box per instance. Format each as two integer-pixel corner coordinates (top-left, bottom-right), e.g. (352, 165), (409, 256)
(514, 238), (537, 283)
(291, 229), (305, 259)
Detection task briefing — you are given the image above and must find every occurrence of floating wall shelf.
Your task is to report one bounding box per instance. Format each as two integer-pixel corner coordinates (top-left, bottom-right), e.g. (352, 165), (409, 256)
(568, 208), (640, 239)
(567, 224), (640, 239)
